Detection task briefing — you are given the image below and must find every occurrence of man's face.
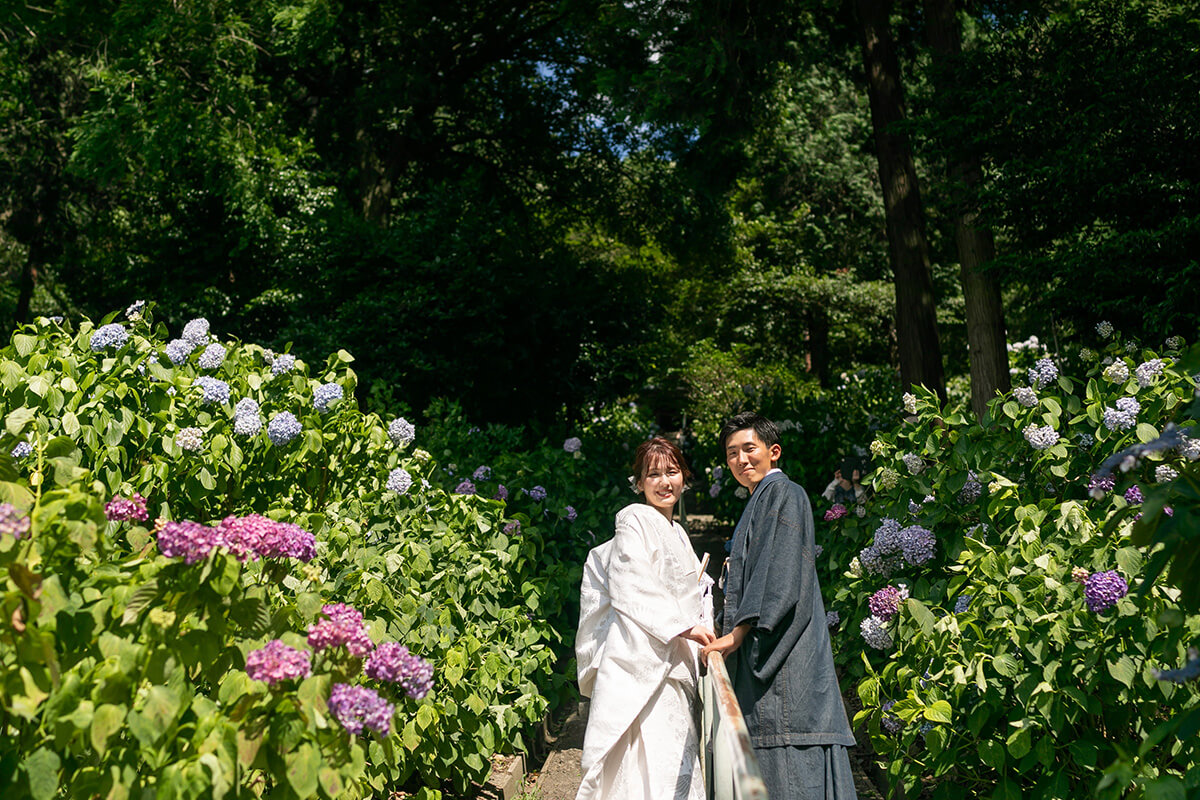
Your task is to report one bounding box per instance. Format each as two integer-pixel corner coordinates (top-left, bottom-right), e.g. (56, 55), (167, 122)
(724, 428), (781, 492)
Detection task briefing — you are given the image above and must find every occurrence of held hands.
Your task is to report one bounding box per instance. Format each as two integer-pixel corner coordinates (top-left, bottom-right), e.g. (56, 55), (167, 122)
(700, 623), (751, 665)
(678, 625), (716, 647)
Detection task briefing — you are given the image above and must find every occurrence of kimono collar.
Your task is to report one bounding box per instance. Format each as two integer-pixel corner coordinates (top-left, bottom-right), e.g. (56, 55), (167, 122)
(749, 469), (787, 495)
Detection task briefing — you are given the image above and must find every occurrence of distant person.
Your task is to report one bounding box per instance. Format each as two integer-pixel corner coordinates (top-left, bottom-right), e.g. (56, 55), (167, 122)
(822, 455), (867, 508)
(575, 437), (715, 800)
(703, 412), (858, 800)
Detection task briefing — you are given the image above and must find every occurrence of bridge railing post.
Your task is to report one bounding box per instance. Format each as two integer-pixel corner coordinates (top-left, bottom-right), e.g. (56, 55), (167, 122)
(702, 652), (768, 800)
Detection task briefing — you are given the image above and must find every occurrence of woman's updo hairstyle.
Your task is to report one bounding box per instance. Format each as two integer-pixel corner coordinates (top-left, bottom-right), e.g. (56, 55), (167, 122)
(632, 437), (694, 488)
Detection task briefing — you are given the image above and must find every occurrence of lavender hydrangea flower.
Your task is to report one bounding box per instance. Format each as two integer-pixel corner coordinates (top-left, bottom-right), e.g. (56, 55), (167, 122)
(328, 683), (394, 736)
(1087, 473), (1116, 499)
(10, 441), (32, 460)
(1084, 570), (1128, 613)
(270, 353), (295, 375)
(868, 585), (909, 622)
(709, 482), (721, 499)
(313, 382), (343, 412)
(90, 323), (129, 351)
(182, 318), (210, 346)
(0, 504), (31, 539)
(1096, 320), (1114, 338)
(387, 417), (416, 446)
(503, 521), (521, 535)
(860, 520), (936, 576)
(1124, 485), (1143, 504)
(954, 595), (972, 614)
(1103, 361), (1130, 383)
(193, 376), (230, 405)
(245, 640), (312, 686)
(1028, 358), (1058, 389)
(105, 493), (148, 522)
(1153, 648), (1200, 683)
(266, 412), (301, 446)
(881, 700), (902, 734)
(165, 339), (194, 364)
(176, 427), (204, 452)
(861, 616), (893, 650)
(197, 343), (226, 370)
(903, 393), (918, 415)
(1155, 464), (1179, 483)
(157, 520), (219, 563)
(386, 468), (413, 495)
(1135, 359), (1165, 388)
(902, 453), (925, 474)
(494, 485), (509, 501)
(1013, 386), (1038, 408)
(563, 437), (582, 453)
(1023, 424), (1059, 450)
(528, 485), (547, 502)
(455, 480), (476, 495)
(364, 643), (435, 699)
(308, 603), (374, 657)
(958, 471), (982, 504)
(826, 611), (840, 628)
(473, 465), (492, 481)
(565, 505), (578, 522)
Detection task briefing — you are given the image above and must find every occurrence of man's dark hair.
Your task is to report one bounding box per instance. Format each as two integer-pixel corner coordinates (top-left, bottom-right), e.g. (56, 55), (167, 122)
(838, 455), (861, 477)
(718, 412), (780, 454)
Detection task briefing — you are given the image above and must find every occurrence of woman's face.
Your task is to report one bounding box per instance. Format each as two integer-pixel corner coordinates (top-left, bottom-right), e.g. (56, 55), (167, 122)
(639, 455), (684, 515)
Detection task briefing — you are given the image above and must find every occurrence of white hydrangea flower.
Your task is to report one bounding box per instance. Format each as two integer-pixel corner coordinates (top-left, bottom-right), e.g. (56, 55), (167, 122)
(1095, 320), (1114, 338)
(902, 393), (918, 415)
(1013, 386), (1038, 408)
(1103, 361), (1130, 383)
(1155, 464), (1179, 483)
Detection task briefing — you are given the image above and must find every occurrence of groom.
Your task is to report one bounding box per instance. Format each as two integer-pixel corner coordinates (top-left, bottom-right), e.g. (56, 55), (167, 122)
(702, 412), (857, 799)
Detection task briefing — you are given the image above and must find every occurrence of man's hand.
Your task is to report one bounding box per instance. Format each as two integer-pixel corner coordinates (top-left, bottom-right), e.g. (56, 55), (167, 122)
(700, 624), (751, 665)
(679, 625), (716, 646)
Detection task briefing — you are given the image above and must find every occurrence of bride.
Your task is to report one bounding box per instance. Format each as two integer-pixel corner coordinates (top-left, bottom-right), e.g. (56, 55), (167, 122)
(575, 436), (715, 800)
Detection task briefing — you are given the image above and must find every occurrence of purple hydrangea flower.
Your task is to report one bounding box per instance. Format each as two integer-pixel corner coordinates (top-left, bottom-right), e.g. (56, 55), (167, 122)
(1084, 570), (1128, 613)
(182, 318), (210, 346)
(387, 417), (415, 446)
(1124, 485), (1143, 504)
(824, 504), (848, 521)
(216, 514), (316, 562)
(165, 339), (194, 364)
(563, 437), (582, 453)
(709, 482), (721, 499)
(364, 643), (435, 699)
(266, 412), (302, 446)
(0, 503), (31, 539)
(528, 485), (547, 502)
(313, 383), (343, 412)
(565, 505), (578, 522)
(472, 465), (492, 481)
(1087, 473), (1116, 499)
(1028, 358), (1058, 389)
(245, 640), (312, 686)
(193, 376), (230, 405)
(868, 585), (909, 622)
(327, 683), (394, 736)
(494, 484), (509, 501)
(105, 493), (148, 522)
(197, 343), (226, 370)
(89, 323), (129, 351)
(386, 468), (412, 495)
(503, 521), (521, 535)
(455, 480), (476, 495)
(157, 520), (220, 563)
(307, 604), (374, 657)
(958, 471), (982, 504)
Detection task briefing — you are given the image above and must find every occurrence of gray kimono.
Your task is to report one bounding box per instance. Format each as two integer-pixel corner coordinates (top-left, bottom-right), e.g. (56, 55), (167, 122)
(722, 471), (857, 798)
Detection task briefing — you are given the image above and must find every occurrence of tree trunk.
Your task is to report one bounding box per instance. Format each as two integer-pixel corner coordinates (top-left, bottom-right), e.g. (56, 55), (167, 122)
(854, 0), (946, 400)
(924, 0), (1011, 418)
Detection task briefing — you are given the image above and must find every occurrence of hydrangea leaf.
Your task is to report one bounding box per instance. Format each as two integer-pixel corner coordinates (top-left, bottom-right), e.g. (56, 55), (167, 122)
(1107, 655), (1137, 688)
(285, 743), (320, 798)
(922, 700), (952, 723)
(22, 747), (60, 800)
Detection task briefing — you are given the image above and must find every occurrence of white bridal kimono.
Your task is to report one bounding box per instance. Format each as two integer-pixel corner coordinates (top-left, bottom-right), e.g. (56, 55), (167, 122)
(575, 503), (713, 800)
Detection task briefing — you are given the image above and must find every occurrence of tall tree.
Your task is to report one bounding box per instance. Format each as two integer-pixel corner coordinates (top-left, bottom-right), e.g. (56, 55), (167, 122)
(853, 0), (946, 399)
(923, 0), (1009, 417)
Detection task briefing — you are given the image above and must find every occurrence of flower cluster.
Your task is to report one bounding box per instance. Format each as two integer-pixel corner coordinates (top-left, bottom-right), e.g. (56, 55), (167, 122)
(308, 603), (374, 657)
(1103, 361), (1130, 383)
(193, 376), (230, 405)
(1124, 485), (1143, 504)
(503, 521), (521, 536)
(1156, 464), (1179, 483)
(198, 343), (226, 370)
(1079, 347), (1097, 362)
(270, 353), (295, 375)
(455, 480), (476, 495)
(11, 441), (32, 459)
(364, 643), (435, 699)
(156, 520), (220, 563)
(313, 382), (343, 412)
(233, 398), (262, 436)
(563, 437), (582, 453)
(1096, 320), (1114, 338)
(1013, 386), (1038, 408)
(328, 683), (394, 736)
(494, 485), (509, 501)
(1084, 570), (1128, 613)
(216, 514), (317, 561)
(105, 493), (148, 522)
(859, 519), (936, 576)
(1087, 473), (1116, 499)
(875, 467), (900, 491)
(386, 468), (412, 495)
(0, 504), (31, 539)
(1165, 335), (1185, 351)
(826, 611), (840, 628)
(902, 453), (924, 475)
(1180, 434), (1200, 461)
(1077, 432), (1095, 448)
(709, 482), (721, 498)
(182, 318), (210, 345)
(388, 417), (416, 446)
(471, 465), (492, 482)
(267, 412), (302, 446)
(881, 700), (902, 734)
(245, 640), (312, 686)
(824, 504), (848, 521)
(89, 323), (129, 351)
(1023, 424), (1059, 450)
(902, 393), (917, 415)
(860, 615), (893, 650)
(958, 471), (982, 505)
(868, 585), (909, 622)
(1071, 566), (1090, 584)
(1135, 359), (1164, 388)
(126, 300), (147, 319)
(528, 485), (547, 501)
(870, 439), (888, 458)
(165, 339), (194, 364)
(1028, 358), (1058, 389)
(954, 595), (972, 614)
(565, 506), (578, 522)
(176, 427), (204, 451)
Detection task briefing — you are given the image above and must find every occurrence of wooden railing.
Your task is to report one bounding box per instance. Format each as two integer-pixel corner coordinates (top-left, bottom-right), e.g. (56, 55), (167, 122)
(702, 652), (768, 800)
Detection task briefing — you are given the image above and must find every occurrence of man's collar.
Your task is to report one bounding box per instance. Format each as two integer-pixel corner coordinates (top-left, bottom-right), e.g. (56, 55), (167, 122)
(749, 468), (785, 494)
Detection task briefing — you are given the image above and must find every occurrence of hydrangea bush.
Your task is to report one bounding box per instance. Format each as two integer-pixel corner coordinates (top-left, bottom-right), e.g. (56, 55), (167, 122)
(817, 331), (1200, 799)
(0, 308), (569, 799)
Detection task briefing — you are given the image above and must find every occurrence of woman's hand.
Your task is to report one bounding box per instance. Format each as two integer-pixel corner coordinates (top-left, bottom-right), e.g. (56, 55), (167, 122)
(678, 625), (716, 647)
(700, 624), (751, 664)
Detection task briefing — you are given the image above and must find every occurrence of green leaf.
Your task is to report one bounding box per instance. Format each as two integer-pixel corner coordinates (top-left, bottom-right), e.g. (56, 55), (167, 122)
(286, 743), (320, 798)
(13, 333), (38, 358)
(23, 747), (60, 800)
(90, 704), (127, 755)
(1006, 725), (1032, 759)
(992, 653), (1020, 677)
(1107, 655), (1137, 688)
(977, 739), (1005, 770)
(5, 407), (37, 436)
(1143, 777), (1187, 800)
(923, 700), (952, 724)
(906, 598), (935, 635)
(1136, 422), (1160, 443)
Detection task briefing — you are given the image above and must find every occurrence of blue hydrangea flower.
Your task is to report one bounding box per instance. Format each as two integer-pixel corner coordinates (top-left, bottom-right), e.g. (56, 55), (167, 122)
(165, 339), (195, 364)
(1103, 397), (1140, 431)
(826, 610), (840, 628)
(954, 595), (972, 614)
(90, 323), (129, 351)
(266, 412), (302, 446)
(563, 437), (582, 453)
(388, 418), (416, 446)
(126, 300), (147, 319)
(1135, 359), (1164, 388)
(881, 700), (902, 734)
(472, 465), (492, 481)
(958, 471), (982, 504)
(10, 441), (32, 459)
(387, 468), (413, 495)
(271, 353), (295, 375)
(528, 485), (547, 502)
(313, 383), (343, 412)
(233, 413), (262, 437)
(1028, 358), (1058, 389)
(193, 376), (230, 405)
(197, 343), (226, 370)
(234, 398), (259, 417)
(1023, 424), (1059, 450)
(182, 318), (210, 346)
